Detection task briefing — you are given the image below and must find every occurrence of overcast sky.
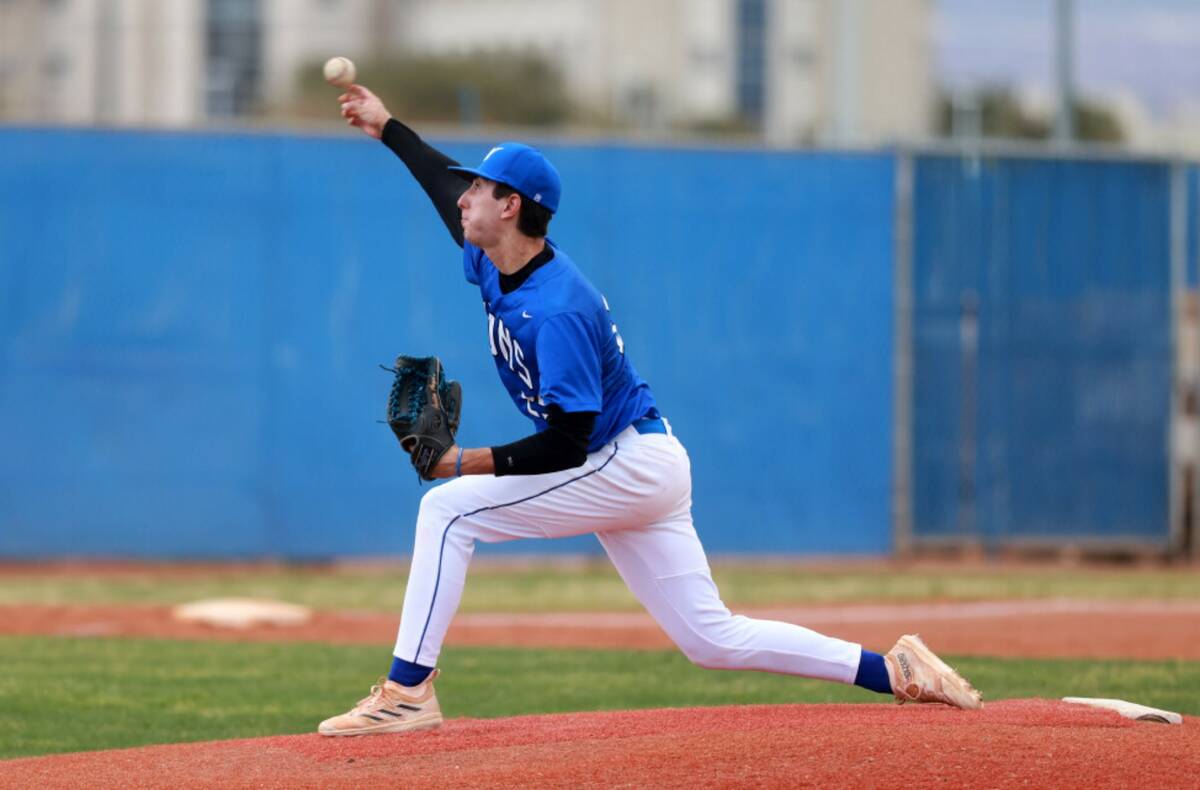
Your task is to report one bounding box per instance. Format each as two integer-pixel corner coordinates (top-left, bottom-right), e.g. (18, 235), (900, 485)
(935, 0), (1200, 115)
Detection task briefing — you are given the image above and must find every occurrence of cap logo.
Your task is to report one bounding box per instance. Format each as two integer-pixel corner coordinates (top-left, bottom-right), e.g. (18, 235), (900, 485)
(483, 146), (504, 162)
(533, 193), (542, 202)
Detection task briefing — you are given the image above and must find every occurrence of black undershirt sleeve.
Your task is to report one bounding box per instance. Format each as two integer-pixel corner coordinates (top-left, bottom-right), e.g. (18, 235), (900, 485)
(380, 118), (466, 247)
(490, 406), (597, 476)
(380, 123), (589, 475)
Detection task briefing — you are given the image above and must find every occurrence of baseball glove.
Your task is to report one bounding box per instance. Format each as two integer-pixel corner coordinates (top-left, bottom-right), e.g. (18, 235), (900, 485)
(384, 355), (462, 481)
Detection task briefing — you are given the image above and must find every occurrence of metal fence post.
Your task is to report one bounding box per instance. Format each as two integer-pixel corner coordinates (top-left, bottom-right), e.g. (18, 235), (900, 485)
(893, 149), (915, 557)
(1169, 161), (1193, 559)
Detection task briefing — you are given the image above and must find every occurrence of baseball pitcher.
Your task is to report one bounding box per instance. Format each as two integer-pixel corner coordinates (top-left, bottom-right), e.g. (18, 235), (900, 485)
(319, 84), (982, 736)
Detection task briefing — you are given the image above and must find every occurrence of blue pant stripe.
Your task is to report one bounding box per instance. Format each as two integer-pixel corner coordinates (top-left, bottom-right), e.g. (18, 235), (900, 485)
(411, 443), (621, 663)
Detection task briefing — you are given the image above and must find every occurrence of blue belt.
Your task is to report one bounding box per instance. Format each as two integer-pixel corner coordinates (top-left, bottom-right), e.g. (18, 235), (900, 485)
(632, 416), (668, 435)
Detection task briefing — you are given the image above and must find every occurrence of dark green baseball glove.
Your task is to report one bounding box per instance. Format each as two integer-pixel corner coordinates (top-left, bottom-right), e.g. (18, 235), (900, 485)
(384, 355), (462, 481)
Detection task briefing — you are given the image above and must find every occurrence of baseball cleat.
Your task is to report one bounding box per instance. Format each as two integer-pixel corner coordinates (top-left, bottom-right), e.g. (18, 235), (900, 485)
(318, 670), (443, 736)
(884, 634), (983, 710)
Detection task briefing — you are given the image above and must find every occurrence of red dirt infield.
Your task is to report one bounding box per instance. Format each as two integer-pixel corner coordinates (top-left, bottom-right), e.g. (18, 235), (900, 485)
(3, 574), (1196, 786)
(1, 700), (1194, 789)
(3, 598), (1199, 658)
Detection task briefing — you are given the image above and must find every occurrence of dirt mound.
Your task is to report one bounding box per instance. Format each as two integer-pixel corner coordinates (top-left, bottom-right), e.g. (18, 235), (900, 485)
(2, 700), (1194, 789)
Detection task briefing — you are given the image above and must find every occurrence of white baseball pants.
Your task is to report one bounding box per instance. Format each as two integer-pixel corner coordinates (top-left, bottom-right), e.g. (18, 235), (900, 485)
(393, 424), (863, 684)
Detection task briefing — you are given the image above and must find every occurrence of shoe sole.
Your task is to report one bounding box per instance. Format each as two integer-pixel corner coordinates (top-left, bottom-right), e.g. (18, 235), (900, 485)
(899, 634), (983, 710)
(318, 712), (443, 737)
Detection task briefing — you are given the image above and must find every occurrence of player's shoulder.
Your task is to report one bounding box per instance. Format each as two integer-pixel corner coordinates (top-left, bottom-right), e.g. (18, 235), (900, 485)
(532, 284), (602, 327)
(539, 243), (602, 307)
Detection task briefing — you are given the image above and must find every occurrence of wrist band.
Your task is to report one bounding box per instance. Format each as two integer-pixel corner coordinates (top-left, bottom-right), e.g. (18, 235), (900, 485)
(455, 447), (465, 477)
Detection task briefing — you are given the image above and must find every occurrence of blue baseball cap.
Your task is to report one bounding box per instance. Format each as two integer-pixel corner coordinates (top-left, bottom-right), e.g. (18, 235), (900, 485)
(448, 142), (561, 213)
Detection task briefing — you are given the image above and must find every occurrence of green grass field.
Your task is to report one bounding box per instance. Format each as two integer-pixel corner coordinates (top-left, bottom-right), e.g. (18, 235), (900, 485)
(2, 562), (1197, 611)
(1, 635), (1196, 760)
(2, 564), (1195, 760)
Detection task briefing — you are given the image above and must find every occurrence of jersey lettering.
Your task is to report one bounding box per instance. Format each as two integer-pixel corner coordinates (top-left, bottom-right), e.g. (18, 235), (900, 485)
(466, 243), (656, 452)
(512, 341), (532, 389)
(497, 317), (512, 363)
(487, 310), (534, 390)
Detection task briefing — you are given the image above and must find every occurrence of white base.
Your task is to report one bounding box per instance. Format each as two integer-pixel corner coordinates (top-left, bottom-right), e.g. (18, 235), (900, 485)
(172, 598), (312, 629)
(1062, 697), (1183, 725)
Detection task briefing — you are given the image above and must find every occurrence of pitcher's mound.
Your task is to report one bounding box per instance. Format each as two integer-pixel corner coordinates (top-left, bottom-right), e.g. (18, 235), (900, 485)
(2, 700), (1194, 789)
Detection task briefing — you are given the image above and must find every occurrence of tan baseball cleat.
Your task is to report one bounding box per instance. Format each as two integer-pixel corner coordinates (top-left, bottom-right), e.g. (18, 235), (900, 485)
(318, 670), (443, 736)
(884, 634), (983, 710)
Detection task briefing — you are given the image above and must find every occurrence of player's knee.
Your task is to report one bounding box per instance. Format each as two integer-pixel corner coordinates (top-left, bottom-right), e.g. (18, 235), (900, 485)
(675, 612), (753, 670)
(677, 633), (737, 670)
(418, 483), (455, 513)
(415, 486), (458, 534)
(680, 643), (734, 670)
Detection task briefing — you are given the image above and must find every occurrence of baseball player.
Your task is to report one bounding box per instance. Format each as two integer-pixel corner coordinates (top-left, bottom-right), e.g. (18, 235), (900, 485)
(318, 85), (982, 736)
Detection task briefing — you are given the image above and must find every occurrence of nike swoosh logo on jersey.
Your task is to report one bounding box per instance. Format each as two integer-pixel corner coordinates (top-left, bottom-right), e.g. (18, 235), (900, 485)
(522, 311), (533, 319)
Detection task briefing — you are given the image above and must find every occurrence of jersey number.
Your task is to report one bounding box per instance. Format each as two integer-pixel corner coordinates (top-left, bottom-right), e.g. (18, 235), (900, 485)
(603, 295), (625, 355)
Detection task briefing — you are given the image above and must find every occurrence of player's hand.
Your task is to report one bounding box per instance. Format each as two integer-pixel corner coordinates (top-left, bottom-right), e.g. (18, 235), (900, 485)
(338, 85), (391, 140)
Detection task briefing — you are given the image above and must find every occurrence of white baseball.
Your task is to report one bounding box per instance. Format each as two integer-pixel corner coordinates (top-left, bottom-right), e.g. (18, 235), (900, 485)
(323, 56), (356, 88)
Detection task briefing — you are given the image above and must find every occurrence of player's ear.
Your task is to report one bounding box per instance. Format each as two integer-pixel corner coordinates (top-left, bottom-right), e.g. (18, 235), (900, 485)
(501, 192), (522, 219)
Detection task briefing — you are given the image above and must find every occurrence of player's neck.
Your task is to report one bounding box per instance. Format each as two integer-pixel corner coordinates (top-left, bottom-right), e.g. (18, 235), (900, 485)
(484, 233), (546, 276)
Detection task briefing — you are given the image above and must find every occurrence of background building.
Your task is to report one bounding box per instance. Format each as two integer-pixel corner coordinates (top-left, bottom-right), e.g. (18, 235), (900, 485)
(0, 0), (203, 126)
(0, 0), (376, 125)
(381, 0), (932, 145)
(0, 0), (933, 145)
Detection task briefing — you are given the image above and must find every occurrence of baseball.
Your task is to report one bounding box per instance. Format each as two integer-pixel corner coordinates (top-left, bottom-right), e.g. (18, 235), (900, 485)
(323, 56), (356, 88)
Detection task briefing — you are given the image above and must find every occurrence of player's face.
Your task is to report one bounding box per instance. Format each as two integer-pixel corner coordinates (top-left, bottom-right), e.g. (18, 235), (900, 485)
(457, 177), (513, 247)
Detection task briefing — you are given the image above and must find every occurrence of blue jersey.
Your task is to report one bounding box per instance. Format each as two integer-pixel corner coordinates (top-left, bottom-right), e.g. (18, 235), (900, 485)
(463, 241), (656, 452)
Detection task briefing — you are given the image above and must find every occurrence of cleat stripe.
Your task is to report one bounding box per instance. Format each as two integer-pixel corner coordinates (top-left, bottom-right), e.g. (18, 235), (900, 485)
(362, 714), (384, 722)
(396, 703), (422, 711)
(379, 710), (403, 717)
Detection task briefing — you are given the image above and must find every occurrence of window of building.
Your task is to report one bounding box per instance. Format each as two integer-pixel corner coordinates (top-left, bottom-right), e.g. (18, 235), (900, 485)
(206, 0), (262, 118)
(735, 0), (766, 127)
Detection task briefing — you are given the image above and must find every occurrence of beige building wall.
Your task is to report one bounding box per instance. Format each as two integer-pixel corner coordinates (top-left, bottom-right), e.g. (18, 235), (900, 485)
(388, 0), (931, 144)
(389, 0), (603, 112)
(678, 0), (737, 122)
(261, 0), (377, 110)
(0, 0), (48, 121)
(0, 0), (932, 145)
(0, 0), (96, 124)
(388, 0), (736, 131)
(765, 0), (824, 145)
(856, 0), (933, 143)
(0, 0), (202, 126)
(768, 0), (932, 146)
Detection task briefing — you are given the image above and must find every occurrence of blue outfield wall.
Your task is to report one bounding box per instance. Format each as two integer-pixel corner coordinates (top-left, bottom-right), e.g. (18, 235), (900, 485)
(0, 128), (896, 558)
(911, 155), (1173, 545)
